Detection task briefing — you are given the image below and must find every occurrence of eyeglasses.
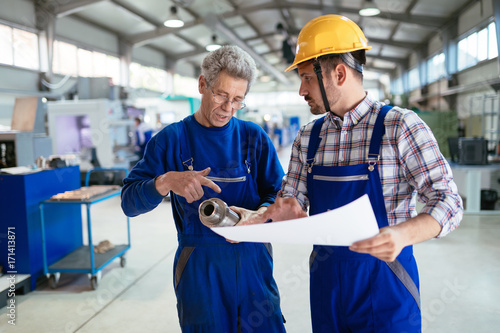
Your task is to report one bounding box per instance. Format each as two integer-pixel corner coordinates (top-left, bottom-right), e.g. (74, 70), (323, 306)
(208, 87), (246, 110)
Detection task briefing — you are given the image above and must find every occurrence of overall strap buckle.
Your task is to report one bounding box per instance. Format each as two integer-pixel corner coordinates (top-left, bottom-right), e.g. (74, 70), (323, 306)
(182, 157), (194, 171)
(306, 158), (314, 173)
(367, 154), (379, 171)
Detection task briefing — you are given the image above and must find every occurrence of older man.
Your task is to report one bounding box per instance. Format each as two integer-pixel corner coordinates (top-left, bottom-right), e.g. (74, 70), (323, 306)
(121, 45), (286, 332)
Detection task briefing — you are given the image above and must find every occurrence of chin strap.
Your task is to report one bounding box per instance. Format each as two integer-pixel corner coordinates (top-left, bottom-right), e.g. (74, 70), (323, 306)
(312, 58), (331, 114)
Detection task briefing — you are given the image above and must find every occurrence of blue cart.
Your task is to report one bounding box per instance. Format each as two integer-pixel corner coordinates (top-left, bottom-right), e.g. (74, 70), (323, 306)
(39, 169), (130, 290)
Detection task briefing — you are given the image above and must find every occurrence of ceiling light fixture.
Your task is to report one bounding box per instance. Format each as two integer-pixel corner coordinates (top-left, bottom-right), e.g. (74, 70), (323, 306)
(206, 35), (221, 52)
(164, 6), (184, 28)
(359, 0), (380, 17)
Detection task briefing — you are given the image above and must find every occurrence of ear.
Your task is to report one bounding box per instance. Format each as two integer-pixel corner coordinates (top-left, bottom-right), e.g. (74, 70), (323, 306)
(198, 75), (206, 94)
(335, 64), (348, 87)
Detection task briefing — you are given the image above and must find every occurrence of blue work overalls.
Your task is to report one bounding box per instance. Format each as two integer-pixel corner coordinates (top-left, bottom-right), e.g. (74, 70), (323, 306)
(307, 106), (421, 332)
(172, 121), (286, 333)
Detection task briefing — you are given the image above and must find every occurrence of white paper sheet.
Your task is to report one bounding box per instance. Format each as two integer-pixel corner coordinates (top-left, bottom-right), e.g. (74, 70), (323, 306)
(211, 194), (380, 246)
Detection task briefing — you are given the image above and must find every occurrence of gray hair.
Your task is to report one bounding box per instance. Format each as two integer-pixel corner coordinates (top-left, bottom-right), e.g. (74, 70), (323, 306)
(201, 45), (257, 94)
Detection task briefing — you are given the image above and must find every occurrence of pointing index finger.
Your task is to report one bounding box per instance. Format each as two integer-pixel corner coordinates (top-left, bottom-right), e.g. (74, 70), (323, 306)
(199, 176), (221, 193)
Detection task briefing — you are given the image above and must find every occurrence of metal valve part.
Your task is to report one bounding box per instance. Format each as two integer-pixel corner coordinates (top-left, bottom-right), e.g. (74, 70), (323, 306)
(199, 198), (240, 227)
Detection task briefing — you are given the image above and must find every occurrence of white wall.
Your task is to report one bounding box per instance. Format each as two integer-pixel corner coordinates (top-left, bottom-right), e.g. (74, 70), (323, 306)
(132, 46), (166, 69)
(0, 0), (36, 29)
(0, 94), (16, 128)
(56, 16), (119, 55)
(458, 0), (494, 36)
(428, 34), (443, 56)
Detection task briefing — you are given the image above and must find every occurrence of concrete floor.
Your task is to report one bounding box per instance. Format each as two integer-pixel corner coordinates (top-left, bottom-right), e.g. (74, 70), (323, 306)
(1, 148), (500, 333)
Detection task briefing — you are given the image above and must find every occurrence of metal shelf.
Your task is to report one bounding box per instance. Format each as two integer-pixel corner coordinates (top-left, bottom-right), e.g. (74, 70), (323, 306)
(40, 186), (131, 290)
(48, 245), (129, 273)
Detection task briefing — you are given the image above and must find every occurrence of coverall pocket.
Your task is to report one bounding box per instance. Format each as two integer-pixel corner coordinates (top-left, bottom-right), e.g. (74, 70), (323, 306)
(174, 246), (195, 289)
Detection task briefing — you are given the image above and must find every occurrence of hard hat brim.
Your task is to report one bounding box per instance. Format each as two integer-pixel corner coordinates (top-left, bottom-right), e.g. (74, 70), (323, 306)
(284, 46), (372, 72)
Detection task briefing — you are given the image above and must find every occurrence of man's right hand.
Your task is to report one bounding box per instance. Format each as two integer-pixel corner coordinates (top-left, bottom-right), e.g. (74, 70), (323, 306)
(264, 196), (307, 222)
(154, 167), (221, 203)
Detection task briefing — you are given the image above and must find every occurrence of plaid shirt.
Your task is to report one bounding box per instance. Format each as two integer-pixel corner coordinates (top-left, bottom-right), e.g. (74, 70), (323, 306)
(279, 94), (463, 238)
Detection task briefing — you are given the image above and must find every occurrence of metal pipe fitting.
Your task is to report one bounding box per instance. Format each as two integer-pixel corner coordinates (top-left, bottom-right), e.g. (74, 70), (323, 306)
(199, 198), (240, 227)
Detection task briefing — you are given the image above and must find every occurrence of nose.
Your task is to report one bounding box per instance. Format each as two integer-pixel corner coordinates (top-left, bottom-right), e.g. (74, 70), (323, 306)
(299, 83), (308, 97)
(220, 99), (233, 111)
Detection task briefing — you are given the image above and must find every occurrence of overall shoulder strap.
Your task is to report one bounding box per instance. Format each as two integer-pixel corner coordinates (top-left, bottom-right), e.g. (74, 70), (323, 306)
(240, 120), (252, 173)
(368, 104), (392, 158)
(306, 116), (326, 173)
(179, 119), (194, 171)
(369, 105), (422, 311)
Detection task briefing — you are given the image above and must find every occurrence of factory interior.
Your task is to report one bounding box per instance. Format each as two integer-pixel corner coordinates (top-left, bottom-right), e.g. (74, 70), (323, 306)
(1, 0), (500, 332)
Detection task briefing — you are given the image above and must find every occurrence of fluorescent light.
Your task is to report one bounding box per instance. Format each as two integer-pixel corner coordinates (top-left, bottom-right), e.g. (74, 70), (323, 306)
(164, 6), (184, 28)
(206, 35), (221, 52)
(164, 19), (184, 28)
(359, 8), (380, 16)
(206, 44), (221, 51)
(359, 0), (380, 17)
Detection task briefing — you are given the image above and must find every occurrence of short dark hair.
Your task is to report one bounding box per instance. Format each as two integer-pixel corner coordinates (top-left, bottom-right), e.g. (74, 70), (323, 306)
(319, 50), (366, 81)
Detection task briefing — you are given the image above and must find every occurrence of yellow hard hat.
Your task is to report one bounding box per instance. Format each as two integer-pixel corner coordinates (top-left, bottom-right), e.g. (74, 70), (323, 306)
(285, 15), (372, 72)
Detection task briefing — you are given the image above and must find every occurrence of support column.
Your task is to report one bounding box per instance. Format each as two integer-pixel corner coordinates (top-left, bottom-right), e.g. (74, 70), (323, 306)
(35, 1), (57, 84)
(118, 38), (133, 89)
(493, 0), (500, 73)
(441, 21), (458, 79)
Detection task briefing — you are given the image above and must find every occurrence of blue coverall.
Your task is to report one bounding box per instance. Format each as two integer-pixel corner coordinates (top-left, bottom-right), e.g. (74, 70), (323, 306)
(306, 106), (421, 332)
(122, 115), (286, 332)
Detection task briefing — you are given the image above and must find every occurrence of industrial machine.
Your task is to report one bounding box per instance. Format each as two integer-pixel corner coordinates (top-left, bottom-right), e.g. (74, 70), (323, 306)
(0, 97), (52, 168)
(46, 99), (136, 170)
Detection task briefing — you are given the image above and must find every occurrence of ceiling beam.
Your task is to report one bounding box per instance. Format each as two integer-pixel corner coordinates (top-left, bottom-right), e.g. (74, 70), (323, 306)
(226, 0), (276, 58)
(55, 0), (108, 18)
(220, 2), (447, 29)
(108, 0), (205, 55)
(128, 1), (446, 47)
(110, 0), (160, 26)
(245, 32), (277, 43)
(204, 14), (292, 85)
(129, 18), (204, 46)
(369, 55), (408, 66)
(276, 0), (299, 34)
(368, 37), (420, 50)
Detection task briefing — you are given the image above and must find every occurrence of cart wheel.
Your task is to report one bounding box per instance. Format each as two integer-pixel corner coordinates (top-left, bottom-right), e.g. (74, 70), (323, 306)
(48, 274), (58, 289)
(90, 276), (99, 290)
(120, 256), (127, 268)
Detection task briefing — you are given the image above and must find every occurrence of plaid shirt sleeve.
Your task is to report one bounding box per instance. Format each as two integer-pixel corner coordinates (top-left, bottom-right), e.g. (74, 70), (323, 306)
(278, 121), (314, 211)
(279, 102), (463, 238)
(392, 109), (463, 237)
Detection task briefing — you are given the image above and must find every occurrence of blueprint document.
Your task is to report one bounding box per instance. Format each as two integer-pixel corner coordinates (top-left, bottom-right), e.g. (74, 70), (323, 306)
(212, 194), (380, 246)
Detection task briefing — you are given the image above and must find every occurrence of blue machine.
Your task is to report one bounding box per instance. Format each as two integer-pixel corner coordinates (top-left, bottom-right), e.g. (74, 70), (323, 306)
(0, 166), (82, 293)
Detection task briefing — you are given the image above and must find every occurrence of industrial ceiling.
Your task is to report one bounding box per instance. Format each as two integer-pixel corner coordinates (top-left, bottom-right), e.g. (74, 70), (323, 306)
(49, 0), (477, 86)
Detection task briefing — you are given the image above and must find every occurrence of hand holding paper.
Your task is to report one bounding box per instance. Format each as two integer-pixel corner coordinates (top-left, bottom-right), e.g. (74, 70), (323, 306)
(211, 194), (379, 246)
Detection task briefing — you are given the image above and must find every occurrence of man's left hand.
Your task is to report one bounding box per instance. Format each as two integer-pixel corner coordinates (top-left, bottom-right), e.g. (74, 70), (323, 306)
(349, 226), (404, 262)
(230, 206), (267, 226)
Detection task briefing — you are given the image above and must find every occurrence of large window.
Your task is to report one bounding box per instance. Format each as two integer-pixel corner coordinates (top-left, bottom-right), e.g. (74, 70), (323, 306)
(246, 91), (306, 107)
(53, 40), (78, 76)
(53, 40), (121, 84)
(0, 25), (13, 65)
(0, 23), (39, 70)
(408, 67), (420, 91)
(390, 76), (404, 95)
(173, 74), (198, 98)
(427, 52), (446, 83)
(130, 62), (170, 92)
(458, 22), (498, 71)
